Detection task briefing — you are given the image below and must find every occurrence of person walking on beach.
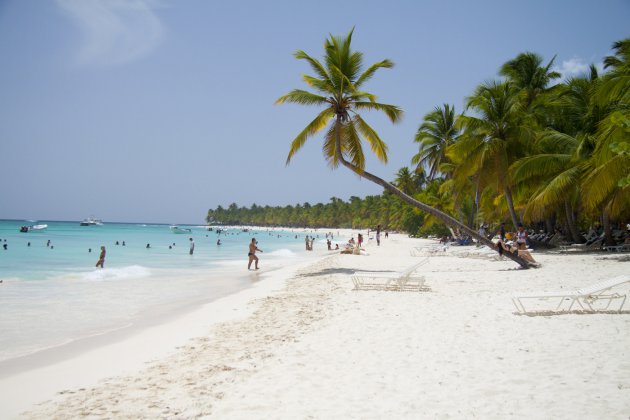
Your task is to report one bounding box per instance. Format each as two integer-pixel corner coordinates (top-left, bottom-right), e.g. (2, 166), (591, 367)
(376, 224), (381, 246)
(95, 246), (106, 268)
(248, 238), (262, 270)
(189, 238), (195, 255)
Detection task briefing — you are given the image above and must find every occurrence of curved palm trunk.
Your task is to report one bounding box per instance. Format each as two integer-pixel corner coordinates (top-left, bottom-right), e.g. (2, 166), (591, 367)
(333, 125), (536, 269)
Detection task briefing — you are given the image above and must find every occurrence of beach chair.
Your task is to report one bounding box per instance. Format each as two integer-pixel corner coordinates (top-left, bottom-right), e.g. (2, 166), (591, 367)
(410, 244), (447, 257)
(512, 275), (630, 314)
(351, 258), (429, 292)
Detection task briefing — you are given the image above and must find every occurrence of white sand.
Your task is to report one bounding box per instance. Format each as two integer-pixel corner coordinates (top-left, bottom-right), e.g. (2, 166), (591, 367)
(3, 234), (630, 419)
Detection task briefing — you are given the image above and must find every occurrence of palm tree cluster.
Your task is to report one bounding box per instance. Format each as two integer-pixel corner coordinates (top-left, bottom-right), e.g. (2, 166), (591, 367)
(206, 191), (445, 235)
(418, 40), (629, 246)
(209, 32), (629, 268)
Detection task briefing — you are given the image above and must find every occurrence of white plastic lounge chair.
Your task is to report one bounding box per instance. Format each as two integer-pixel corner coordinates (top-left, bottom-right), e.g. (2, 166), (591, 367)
(512, 275), (630, 314)
(351, 258), (429, 292)
(410, 244), (447, 257)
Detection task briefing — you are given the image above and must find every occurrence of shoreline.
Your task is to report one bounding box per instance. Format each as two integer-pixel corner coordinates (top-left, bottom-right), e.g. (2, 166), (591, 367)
(0, 244), (335, 419)
(4, 234), (629, 418)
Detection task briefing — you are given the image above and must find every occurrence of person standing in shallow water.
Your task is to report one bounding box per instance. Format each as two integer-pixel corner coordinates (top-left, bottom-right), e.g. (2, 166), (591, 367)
(189, 237), (195, 255)
(248, 238), (262, 270)
(95, 246), (106, 268)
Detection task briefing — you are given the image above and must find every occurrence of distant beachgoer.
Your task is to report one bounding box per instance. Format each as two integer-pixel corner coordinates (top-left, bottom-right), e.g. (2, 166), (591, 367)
(305, 236), (310, 251)
(248, 238), (262, 270)
(122, 241), (126, 246)
(376, 224), (381, 246)
(169, 245), (172, 249)
(27, 242), (31, 247)
(385, 231), (389, 239)
(327, 239), (332, 250)
(335, 244), (339, 250)
(358, 233), (363, 248)
(189, 238), (195, 255)
(2, 244), (7, 250)
(116, 241), (120, 245)
(499, 223), (506, 241)
(217, 239), (221, 245)
(46, 240), (51, 247)
(146, 243), (151, 249)
(95, 246), (106, 268)
(516, 224), (528, 250)
(89, 248), (92, 253)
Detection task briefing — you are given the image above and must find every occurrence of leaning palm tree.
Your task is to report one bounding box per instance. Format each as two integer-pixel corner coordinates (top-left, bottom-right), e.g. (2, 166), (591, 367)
(277, 29), (536, 268)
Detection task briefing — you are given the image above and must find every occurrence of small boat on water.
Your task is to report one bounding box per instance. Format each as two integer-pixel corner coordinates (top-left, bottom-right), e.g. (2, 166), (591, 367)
(80, 217), (103, 226)
(19, 224), (48, 232)
(170, 226), (192, 234)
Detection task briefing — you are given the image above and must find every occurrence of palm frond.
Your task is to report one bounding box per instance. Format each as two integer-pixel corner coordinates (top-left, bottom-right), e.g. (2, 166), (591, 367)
(354, 101), (403, 123)
(276, 89), (329, 106)
(354, 115), (388, 163)
(355, 59), (394, 87)
(286, 108), (334, 165)
(294, 50), (331, 84)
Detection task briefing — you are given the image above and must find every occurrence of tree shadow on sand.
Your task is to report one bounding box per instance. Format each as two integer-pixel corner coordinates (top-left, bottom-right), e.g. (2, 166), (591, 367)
(297, 268), (361, 278)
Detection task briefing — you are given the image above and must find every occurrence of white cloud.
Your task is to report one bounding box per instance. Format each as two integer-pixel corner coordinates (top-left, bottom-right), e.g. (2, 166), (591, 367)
(554, 57), (605, 79)
(57, 0), (165, 66)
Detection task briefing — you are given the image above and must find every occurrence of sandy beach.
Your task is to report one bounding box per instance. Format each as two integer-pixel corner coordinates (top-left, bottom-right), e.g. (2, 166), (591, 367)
(3, 233), (630, 419)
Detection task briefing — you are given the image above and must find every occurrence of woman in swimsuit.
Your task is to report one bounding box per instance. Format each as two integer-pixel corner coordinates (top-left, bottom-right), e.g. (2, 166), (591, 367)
(95, 246), (106, 268)
(248, 238), (262, 270)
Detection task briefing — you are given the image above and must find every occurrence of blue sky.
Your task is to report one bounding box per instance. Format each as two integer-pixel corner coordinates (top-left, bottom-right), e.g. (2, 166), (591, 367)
(1, 0), (628, 224)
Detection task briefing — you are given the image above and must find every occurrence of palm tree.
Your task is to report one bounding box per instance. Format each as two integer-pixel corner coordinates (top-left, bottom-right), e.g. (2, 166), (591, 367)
(499, 52), (561, 110)
(394, 167), (418, 195)
(451, 80), (534, 229)
(277, 29), (536, 268)
(412, 104), (460, 180)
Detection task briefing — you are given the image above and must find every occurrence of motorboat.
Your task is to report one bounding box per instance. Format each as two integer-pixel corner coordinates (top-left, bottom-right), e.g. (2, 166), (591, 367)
(19, 224), (48, 232)
(170, 226), (192, 234)
(80, 217), (103, 226)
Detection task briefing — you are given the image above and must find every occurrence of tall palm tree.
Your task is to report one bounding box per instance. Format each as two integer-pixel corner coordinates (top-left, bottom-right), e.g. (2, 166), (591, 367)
(277, 29), (536, 268)
(451, 80), (534, 229)
(412, 104), (460, 180)
(499, 52), (561, 110)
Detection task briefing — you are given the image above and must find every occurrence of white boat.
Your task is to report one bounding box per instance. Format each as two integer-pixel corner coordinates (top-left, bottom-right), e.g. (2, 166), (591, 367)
(19, 224), (48, 232)
(170, 226), (192, 234)
(80, 217), (103, 226)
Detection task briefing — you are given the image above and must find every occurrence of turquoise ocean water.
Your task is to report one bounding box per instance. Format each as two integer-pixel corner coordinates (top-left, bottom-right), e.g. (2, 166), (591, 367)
(0, 219), (328, 364)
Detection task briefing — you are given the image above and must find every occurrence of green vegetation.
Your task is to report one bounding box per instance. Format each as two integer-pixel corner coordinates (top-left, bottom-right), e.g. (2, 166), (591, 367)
(208, 34), (629, 267)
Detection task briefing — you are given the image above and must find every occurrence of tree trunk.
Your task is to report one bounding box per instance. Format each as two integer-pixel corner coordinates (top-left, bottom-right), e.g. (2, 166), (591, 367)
(545, 217), (554, 234)
(332, 125), (535, 268)
(504, 185), (521, 230)
(564, 200), (584, 244)
(602, 210), (615, 246)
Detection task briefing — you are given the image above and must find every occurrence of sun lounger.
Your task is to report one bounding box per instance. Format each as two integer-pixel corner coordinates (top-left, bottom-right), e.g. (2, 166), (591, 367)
(410, 244), (447, 257)
(351, 258), (430, 292)
(512, 275), (630, 314)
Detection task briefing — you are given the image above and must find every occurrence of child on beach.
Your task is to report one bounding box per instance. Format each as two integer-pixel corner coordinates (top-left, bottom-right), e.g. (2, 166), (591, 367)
(248, 238), (262, 270)
(95, 246), (106, 268)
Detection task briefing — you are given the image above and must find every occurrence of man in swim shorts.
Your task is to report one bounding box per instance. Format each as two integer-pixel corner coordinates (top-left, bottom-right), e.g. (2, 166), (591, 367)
(248, 238), (263, 270)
